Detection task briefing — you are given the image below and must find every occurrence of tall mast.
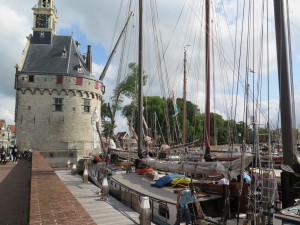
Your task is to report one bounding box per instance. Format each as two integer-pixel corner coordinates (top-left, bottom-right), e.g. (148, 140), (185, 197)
(137, 0), (144, 159)
(274, 0), (299, 208)
(205, 0), (211, 151)
(182, 47), (187, 144)
(273, 0), (294, 166)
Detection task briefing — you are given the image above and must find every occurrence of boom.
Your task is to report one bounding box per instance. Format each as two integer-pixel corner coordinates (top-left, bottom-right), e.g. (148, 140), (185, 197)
(99, 12), (134, 81)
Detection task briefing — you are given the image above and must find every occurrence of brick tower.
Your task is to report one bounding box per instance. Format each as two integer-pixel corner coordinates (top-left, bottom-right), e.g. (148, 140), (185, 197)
(15, 0), (103, 167)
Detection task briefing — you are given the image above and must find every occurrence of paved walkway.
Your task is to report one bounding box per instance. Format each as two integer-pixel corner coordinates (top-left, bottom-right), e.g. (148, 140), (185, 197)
(0, 152), (141, 225)
(56, 170), (140, 225)
(0, 160), (31, 225)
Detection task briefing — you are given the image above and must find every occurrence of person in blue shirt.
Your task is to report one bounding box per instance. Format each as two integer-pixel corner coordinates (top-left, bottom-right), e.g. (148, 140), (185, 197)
(175, 186), (201, 225)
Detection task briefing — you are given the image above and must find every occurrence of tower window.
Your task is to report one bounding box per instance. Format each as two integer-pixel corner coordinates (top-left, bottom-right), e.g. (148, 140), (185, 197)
(29, 75), (34, 82)
(54, 98), (63, 112)
(83, 99), (91, 113)
(42, 0), (50, 7)
(76, 77), (83, 85)
(77, 65), (83, 73)
(56, 76), (63, 84)
(62, 47), (67, 58)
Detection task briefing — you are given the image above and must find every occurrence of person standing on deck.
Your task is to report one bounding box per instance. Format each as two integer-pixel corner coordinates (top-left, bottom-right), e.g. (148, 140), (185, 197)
(218, 174), (229, 185)
(175, 186), (201, 225)
(200, 154), (205, 162)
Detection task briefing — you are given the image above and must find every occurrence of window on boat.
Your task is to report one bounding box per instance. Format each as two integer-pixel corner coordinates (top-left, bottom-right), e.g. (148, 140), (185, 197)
(83, 98), (90, 113)
(158, 203), (169, 219)
(54, 98), (63, 111)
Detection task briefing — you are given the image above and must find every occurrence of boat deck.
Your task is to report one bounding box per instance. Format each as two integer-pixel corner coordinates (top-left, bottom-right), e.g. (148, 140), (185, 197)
(110, 173), (222, 205)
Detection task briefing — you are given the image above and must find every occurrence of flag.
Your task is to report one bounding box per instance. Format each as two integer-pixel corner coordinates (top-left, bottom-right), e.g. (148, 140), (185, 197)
(172, 90), (179, 116)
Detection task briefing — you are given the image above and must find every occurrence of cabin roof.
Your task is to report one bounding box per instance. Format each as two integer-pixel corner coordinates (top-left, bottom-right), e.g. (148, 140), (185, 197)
(115, 132), (130, 140)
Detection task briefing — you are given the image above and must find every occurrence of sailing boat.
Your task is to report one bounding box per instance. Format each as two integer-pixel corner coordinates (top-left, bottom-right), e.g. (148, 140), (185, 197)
(107, 1), (255, 224)
(84, 0), (300, 224)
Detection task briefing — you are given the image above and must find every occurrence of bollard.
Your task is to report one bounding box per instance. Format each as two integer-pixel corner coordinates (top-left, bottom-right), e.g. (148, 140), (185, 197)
(139, 196), (151, 225)
(67, 160), (70, 170)
(71, 163), (77, 175)
(100, 177), (109, 200)
(83, 168), (88, 183)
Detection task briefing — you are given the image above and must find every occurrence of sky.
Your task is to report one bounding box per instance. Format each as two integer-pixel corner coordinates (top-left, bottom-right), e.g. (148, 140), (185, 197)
(1, 0), (300, 134)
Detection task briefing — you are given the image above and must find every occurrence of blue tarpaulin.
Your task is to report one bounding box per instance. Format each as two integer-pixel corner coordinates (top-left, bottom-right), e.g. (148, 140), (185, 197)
(153, 173), (185, 188)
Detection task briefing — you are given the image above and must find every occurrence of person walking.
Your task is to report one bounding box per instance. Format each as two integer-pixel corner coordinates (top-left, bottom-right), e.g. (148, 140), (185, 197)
(12, 144), (18, 163)
(174, 186), (201, 225)
(0, 146), (6, 163)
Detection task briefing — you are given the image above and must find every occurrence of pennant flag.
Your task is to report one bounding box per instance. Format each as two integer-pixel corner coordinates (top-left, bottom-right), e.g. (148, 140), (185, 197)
(172, 90), (179, 116)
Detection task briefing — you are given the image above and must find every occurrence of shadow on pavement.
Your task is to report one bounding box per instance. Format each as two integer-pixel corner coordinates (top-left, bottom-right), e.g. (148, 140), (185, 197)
(0, 159), (31, 225)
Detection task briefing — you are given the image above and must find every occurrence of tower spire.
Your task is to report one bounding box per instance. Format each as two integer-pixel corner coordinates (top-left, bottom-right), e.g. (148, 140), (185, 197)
(32, 0), (57, 44)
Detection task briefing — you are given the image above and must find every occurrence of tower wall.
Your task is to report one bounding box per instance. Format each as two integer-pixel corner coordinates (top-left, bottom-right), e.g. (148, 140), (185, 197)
(15, 73), (103, 167)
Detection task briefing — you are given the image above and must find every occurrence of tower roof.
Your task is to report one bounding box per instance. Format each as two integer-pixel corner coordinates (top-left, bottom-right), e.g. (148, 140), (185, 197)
(20, 35), (92, 77)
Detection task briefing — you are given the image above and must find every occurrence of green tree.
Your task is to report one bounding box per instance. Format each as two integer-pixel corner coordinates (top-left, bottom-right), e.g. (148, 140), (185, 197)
(100, 100), (112, 138)
(104, 62), (148, 138)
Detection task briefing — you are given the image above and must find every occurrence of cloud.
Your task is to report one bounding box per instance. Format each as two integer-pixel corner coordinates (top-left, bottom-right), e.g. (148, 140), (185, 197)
(0, 95), (15, 124)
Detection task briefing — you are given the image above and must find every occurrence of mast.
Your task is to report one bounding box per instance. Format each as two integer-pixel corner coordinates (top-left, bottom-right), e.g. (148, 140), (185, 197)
(182, 47), (187, 144)
(204, 0), (211, 153)
(137, 0), (144, 159)
(273, 0), (299, 208)
(273, 0), (294, 166)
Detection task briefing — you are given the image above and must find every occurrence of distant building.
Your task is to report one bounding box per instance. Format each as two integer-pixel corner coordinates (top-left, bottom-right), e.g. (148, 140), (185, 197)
(15, 0), (103, 167)
(114, 131), (131, 148)
(0, 120), (14, 148)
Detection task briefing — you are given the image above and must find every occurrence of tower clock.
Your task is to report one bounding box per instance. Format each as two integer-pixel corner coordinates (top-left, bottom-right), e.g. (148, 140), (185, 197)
(36, 14), (49, 28)
(32, 0), (57, 44)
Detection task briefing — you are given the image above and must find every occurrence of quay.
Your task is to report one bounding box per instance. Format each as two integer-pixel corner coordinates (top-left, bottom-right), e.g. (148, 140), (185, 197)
(0, 151), (247, 225)
(0, 151), (142, 225)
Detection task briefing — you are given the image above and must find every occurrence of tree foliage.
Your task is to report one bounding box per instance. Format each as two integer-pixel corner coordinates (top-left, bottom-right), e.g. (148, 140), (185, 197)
(101, 62), (263, 146)
(102, 62), (147, 137)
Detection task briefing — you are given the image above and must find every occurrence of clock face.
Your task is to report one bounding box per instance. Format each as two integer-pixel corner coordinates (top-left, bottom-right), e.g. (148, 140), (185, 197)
(36, 14), (48, 28)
